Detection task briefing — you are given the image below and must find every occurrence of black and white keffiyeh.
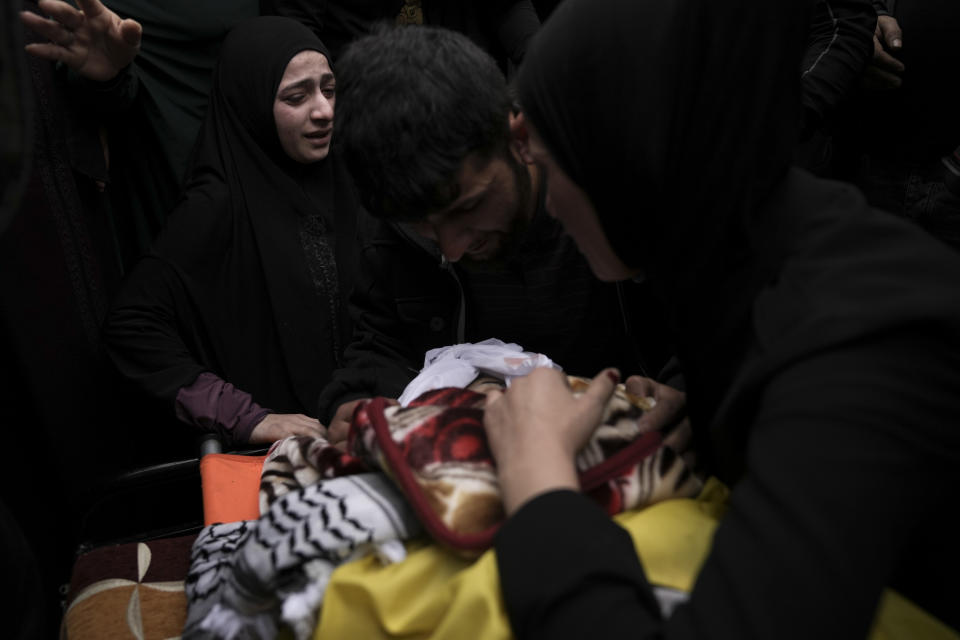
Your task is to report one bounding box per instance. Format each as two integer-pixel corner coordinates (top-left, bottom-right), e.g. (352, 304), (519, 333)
(183, 471), (421, 639)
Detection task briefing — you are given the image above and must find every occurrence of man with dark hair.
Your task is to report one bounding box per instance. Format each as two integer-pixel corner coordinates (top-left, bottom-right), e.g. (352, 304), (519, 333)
(318, 25), (675, 440)
(335, 23), (522, 265)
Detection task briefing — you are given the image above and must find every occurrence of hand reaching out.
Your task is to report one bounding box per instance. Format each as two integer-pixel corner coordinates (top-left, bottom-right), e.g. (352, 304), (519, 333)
(21, 0), (141, 82)
(249, 413), (327, 444)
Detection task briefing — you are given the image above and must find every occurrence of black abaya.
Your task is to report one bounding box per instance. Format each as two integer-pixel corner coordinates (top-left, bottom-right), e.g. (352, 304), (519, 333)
(497, 0), (960, 635)
(104, 17), (360, 444)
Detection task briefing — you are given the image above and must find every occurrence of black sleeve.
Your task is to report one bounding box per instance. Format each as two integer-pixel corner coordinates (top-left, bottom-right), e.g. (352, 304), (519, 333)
(800, 0), (876, 138)
(495, 329), (960, 638)
(871, 0), (891, 16)
(66, 63), (141, 115)
(259, 0), (328, 34)
(102, 256), (207, 404)
(317, 227), (456, 422)
(494, 1), (541, 66)
(315, 262), (422, 421)
(260, 0), (382, 60)
(656, 355), (686, 390)
(496, 490), (664, 639)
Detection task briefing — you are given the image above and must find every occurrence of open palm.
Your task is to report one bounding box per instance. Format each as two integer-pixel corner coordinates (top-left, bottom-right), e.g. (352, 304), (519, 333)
(22, 0), (141, 82)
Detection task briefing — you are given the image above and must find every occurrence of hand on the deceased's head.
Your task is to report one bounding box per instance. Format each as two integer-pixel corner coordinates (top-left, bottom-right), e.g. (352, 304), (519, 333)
(483, 367), (619, 515)
(249, 413), (326, 444)
(862, 15), (904, 90)
(22, 0), (141, 82)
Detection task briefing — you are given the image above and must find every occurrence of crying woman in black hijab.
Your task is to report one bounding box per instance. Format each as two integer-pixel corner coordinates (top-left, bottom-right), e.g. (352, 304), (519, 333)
(104, 17), (360, 447)
(484, 0), (960, 637)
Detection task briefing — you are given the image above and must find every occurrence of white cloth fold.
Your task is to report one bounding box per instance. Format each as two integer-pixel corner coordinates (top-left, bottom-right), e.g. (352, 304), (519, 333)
(398, 338), (561, 406)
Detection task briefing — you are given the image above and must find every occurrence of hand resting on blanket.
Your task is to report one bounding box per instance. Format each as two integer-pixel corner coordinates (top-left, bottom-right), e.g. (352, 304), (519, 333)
(250, 413), (327, 444)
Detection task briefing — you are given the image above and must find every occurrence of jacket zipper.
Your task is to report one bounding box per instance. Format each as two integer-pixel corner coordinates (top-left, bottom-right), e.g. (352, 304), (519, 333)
(440, 254), (467, 343)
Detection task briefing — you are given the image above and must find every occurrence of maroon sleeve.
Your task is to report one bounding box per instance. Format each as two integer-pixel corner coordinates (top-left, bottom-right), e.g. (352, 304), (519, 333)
(174, 371), (271, 445)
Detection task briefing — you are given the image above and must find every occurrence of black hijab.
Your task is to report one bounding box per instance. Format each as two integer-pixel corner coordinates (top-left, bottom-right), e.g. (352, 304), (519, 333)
(518, 0), (807, 287)
(518, 0), (960, 478)
(111, 16), (358, 415)
(518, 0), (809, 438)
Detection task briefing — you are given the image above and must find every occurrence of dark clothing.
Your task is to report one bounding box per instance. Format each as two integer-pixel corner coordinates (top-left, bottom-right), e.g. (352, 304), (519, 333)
(854, 152), (960, 250)
(0, 0), (31, 236)
(1, 500), (46, 640)
(260, 0), (390, 61)
(260, 0), (539, 74)
(418, 0), (540, 73)
(796, 0), (876, 173)
(317, 195), (673, 423)
(502, 0), (960, 636)
(831, 0), (960, 248)
(69, 0), (259, 273)
(104, 18), (359, 446)
(2, 3), (168, 630)
(876, 0), (960, 152)
(836, 0), (960, 157)
(498, 173), (960, 638)
(801, 0), (876, 138)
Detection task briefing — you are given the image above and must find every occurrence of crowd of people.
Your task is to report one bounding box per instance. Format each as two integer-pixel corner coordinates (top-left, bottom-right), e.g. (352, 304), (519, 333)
(3, 0), (959, 637)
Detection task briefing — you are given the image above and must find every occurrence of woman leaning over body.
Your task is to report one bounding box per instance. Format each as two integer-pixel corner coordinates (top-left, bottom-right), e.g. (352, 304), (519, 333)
(104, 17), (359, 447)
(484, 0), (960, 637)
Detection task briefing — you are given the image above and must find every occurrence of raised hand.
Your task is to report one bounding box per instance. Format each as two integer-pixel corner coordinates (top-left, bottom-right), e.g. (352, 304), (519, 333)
(21, 0), (141, 82)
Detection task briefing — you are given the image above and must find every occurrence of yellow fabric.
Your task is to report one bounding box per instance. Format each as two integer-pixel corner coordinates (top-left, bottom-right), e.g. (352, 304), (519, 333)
(316, 478), (957, 640)
(870, 591), (959, 640)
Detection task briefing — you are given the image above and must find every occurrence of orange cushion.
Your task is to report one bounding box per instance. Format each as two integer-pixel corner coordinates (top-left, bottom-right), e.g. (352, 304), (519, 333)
(199, 454), (267, 524)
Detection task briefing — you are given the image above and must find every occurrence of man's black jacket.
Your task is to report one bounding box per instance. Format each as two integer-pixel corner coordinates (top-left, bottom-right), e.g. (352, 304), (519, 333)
(317, 205), (676, 422)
